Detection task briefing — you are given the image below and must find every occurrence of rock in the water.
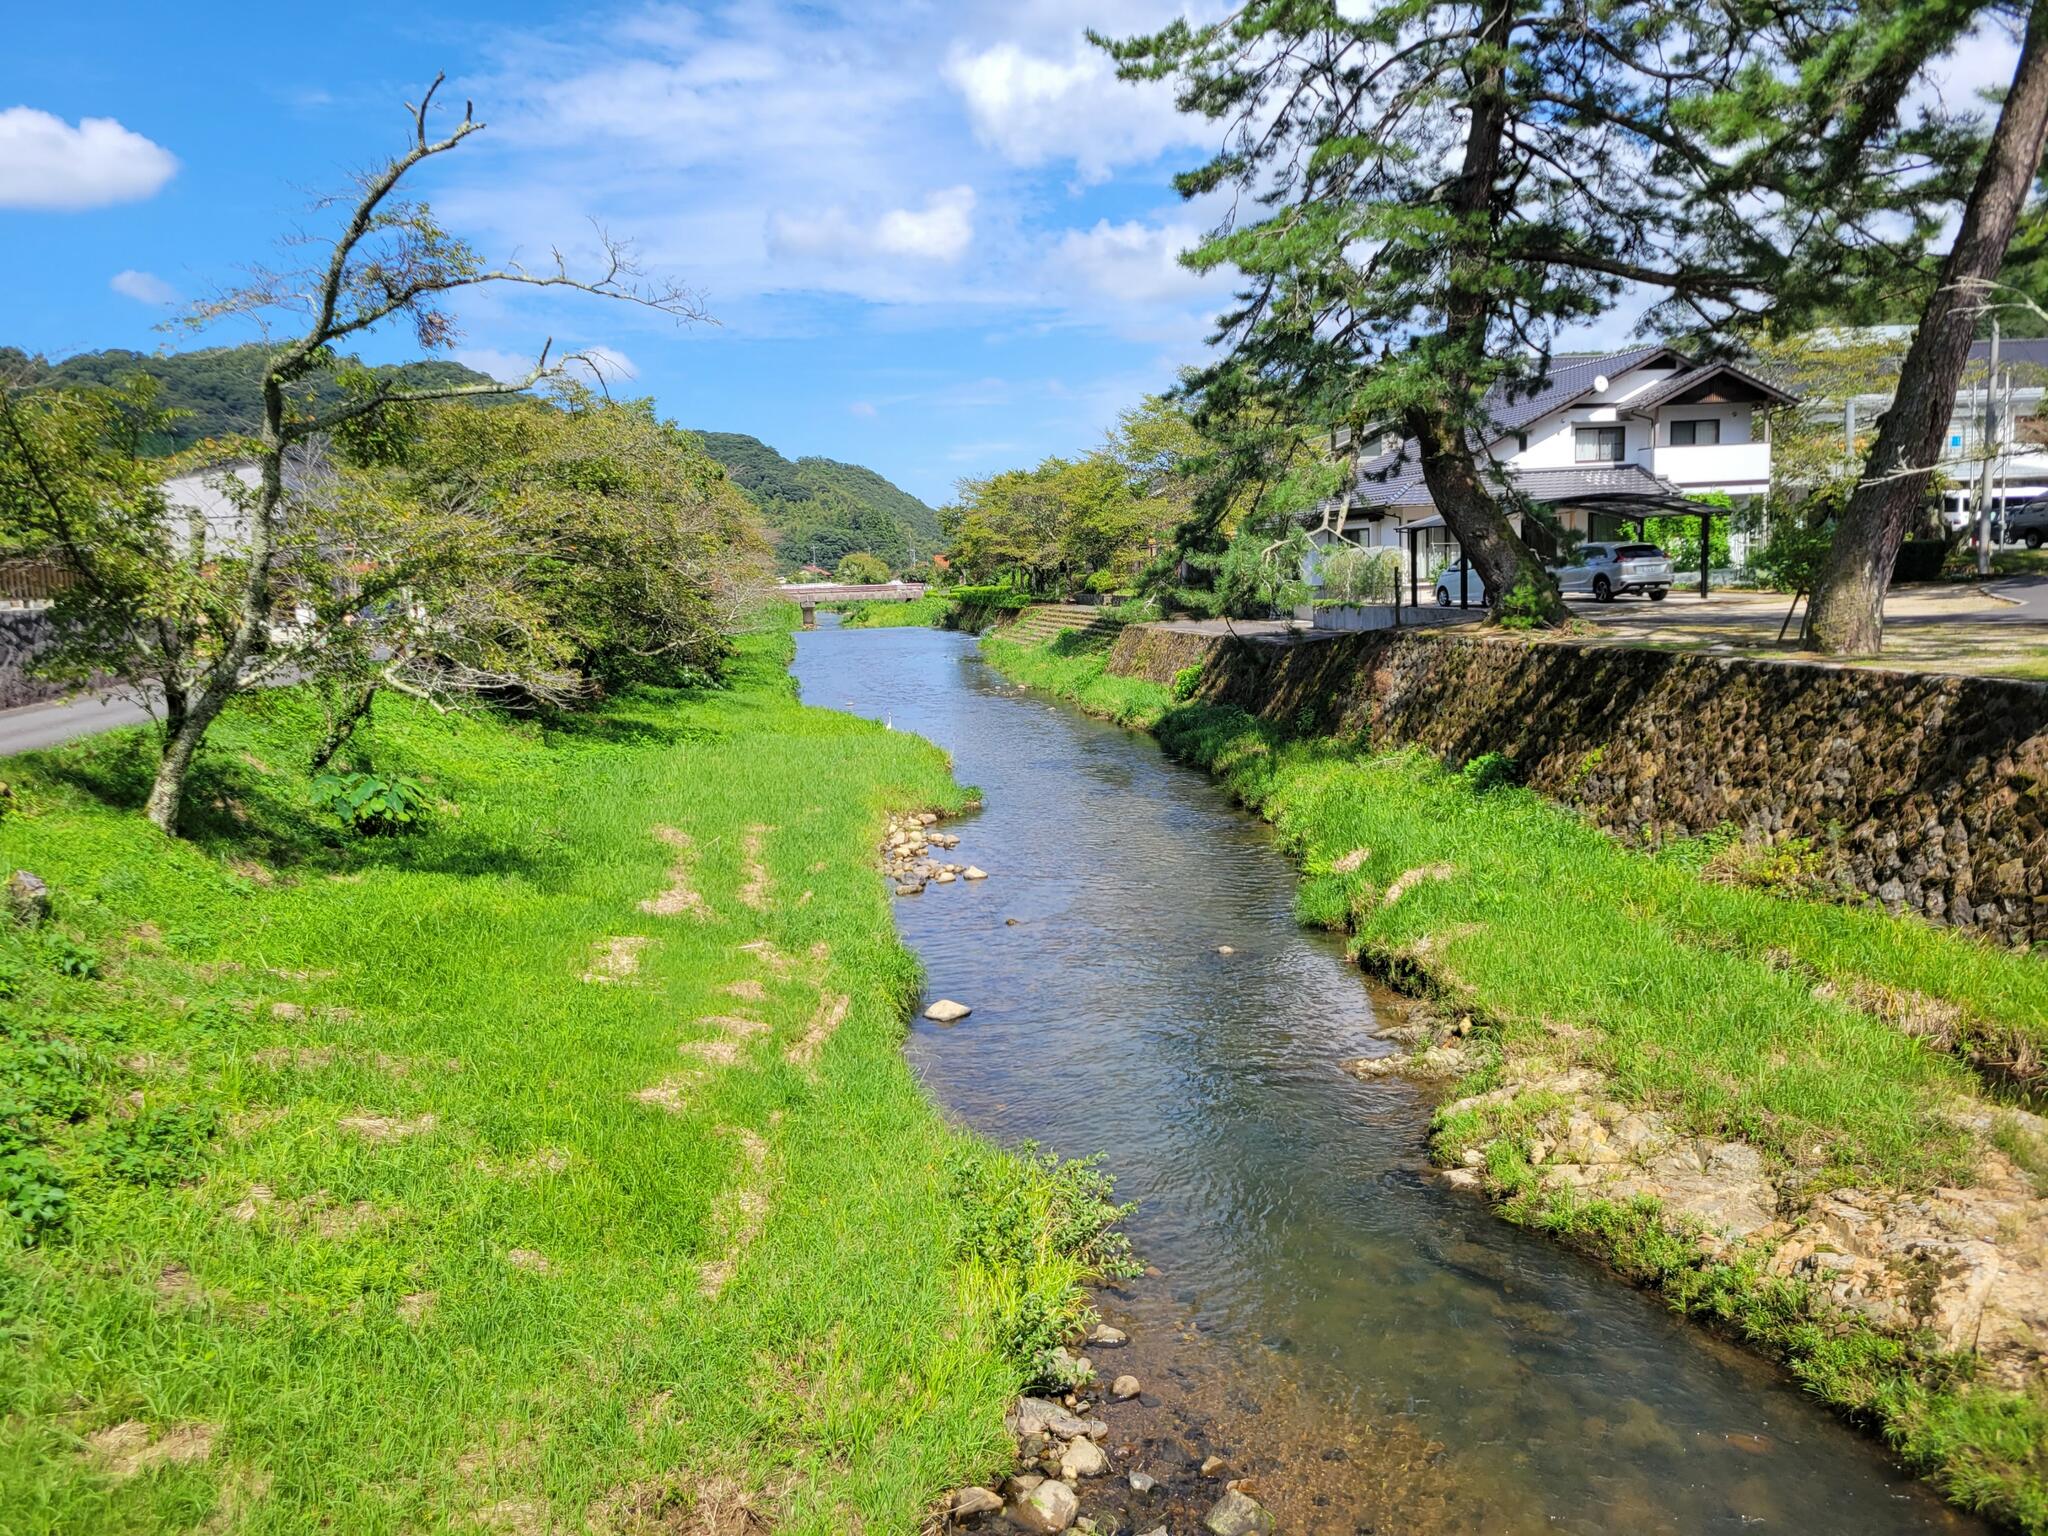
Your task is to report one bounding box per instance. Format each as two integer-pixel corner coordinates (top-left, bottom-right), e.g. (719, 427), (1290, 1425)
(1013, 1477), (1079, 1534)
(1087, 1323), (1127, 1347)
(1128, 1471), (1157, 1494)
(7, 869), (49, 928)
(1199, 1454), (1228, 1477)
(951, 1486), (1003, 1518)
(934, 871), (957, 884)
(963, 866), (988, 880)
(1216, 944), (1235, 955)
(1060, 1436), (1109, 1478)
(895, 883), (923, 896)
(924, 999), (972, 1024)
(1110, 1374), (1141, 1400)
(1204, 1488), (1275, 1536)
(1018, 1398), (1102, 1441)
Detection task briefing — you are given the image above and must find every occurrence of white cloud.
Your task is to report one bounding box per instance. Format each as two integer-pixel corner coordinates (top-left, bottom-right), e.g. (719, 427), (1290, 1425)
(1050, 218), (1210, 305)
(109, 268), (175, 305)
(453, 346), (547, 385)
(0, 107), (177, 210)
(570, 345), (638, 385)
(944, 40), (1195, 182)
(875, 187), (976, 263)
(849, 401), (878, 418)
(765, 187), (977, 277)
(456, 343), (636, 388)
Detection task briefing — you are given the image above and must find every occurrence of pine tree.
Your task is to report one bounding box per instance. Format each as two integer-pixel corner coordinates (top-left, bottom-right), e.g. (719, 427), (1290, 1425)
(1102, 0), (2018, 624)
(1803, 0), (2048, 655)
(1098, 0), (1807, 622)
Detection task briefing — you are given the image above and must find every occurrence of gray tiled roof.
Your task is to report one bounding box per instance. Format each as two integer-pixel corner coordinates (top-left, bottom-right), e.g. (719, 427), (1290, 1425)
(1620, 358), (1799, 416)
(1512, 464), (1683, 501)
(1337, 456), (1685, 520)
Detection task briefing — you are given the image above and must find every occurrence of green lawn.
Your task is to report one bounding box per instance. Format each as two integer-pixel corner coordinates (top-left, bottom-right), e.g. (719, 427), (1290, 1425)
(0, 633), (1121, 1534)
(981, 629), (2048, 1529)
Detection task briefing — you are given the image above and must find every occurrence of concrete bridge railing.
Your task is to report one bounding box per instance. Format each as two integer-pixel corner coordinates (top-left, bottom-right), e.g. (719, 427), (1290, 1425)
(776, 582), (930, 629)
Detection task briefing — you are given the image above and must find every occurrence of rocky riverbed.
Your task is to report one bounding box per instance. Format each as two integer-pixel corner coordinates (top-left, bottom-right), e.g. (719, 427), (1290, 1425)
(881, 810), (987, 896)
(939, 1317), (1283, 1536)
(1347, 1004), (2048, 1391)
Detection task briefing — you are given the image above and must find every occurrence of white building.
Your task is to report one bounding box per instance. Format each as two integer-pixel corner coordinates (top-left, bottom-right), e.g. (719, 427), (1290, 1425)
(1310, 345), (1797, 599)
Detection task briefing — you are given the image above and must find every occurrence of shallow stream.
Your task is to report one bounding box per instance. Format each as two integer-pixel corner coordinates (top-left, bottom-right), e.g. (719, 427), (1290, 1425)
(793, 620), (1979, 1535)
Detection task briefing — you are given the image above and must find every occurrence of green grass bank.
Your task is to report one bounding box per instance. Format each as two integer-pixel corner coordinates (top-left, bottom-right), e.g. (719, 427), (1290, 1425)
(980, 628), (2048, 1532)
(0, 632), (1127, 1534)
(830, 594), (956, 628)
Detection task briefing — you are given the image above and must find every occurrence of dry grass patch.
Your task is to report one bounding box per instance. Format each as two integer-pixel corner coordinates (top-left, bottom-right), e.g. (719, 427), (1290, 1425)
(582, 935), (651, 984)
(86, 1420), (220, 1482)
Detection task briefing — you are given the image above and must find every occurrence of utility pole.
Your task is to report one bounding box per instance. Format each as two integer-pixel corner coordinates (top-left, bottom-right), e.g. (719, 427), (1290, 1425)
(1977, 321), (2001, 575)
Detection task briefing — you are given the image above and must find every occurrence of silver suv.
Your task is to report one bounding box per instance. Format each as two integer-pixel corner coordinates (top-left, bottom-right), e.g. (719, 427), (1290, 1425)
(1554, 541), (1674, 602)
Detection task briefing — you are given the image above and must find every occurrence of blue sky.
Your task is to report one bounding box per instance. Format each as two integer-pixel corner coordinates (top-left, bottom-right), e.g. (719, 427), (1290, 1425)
(0, 0), (1244, 506)
(0, 2), (2019, 507)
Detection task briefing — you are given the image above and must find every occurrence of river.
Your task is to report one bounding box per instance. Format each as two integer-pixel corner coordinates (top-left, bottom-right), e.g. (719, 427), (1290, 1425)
(793, 619), (1979, 1536)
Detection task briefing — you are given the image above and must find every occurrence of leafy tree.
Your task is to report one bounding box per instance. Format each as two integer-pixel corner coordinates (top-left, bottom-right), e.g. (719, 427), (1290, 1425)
(833, 551), (891, 584)
(95, 74), (707, 832)
(1806, 2), (2048, 653)
(0, 378), (257, 747)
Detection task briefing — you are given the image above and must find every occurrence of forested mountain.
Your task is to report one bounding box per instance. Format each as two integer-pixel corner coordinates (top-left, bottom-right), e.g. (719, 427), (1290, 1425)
(0, 343), (501, 456)
(4, 345), (939, 574)
(694, 431), (940, 573)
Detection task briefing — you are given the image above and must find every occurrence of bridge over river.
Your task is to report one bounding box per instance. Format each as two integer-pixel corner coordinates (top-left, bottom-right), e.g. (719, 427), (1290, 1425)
(777, 581), (928, 627)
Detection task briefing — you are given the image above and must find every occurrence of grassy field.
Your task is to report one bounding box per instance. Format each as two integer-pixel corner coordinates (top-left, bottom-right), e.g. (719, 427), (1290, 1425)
(0, 632), (1125, 1535)
(981, 629), (2048, 1529)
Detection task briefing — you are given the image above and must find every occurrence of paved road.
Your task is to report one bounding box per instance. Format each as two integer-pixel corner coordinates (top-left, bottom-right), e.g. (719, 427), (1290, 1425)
(0, 692), (154, 756)
(1990, 572), (2048, 621)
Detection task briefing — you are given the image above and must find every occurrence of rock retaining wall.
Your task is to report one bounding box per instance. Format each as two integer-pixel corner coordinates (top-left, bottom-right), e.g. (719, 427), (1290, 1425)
(1107, 624), (2048, 945)
(0, 609), (67, 711)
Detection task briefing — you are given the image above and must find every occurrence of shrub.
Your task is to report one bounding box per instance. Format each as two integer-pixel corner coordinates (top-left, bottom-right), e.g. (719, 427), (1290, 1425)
(1497, 575), (1552, 630)
(1316, 543), (1401, 603)
(1171, 663), (1204, 702)
(1460, 751), (1519, 792)
(310, 769), (434, 835)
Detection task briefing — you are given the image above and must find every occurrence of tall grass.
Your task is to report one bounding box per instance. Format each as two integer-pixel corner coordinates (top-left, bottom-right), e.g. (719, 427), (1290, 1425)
(0, 633), (1127, 1534)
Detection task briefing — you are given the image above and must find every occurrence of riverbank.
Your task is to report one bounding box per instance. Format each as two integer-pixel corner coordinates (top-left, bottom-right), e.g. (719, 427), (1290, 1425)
(0, 632), (1128, 1534)
(980, 627), (2048, 1532)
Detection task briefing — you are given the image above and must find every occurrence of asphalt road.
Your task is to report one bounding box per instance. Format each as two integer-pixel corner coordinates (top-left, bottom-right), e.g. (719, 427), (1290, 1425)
(0, 692), (155, 756)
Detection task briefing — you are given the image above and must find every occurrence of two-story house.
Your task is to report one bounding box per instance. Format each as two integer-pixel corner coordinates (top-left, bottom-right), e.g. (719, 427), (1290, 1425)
(1309, 345), (1798, 598)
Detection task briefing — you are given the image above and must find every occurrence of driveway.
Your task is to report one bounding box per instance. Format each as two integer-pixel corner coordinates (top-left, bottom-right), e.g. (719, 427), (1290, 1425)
(1564, 583), (2048, 676)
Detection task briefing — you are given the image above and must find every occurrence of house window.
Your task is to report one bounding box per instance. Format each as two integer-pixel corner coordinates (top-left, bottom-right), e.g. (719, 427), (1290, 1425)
(1574, 426), (1625, 463)
(1670, 418), (1721, 446)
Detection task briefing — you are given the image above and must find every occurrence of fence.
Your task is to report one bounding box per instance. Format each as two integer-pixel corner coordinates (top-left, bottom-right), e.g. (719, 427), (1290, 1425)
(0, 558), (76, 609)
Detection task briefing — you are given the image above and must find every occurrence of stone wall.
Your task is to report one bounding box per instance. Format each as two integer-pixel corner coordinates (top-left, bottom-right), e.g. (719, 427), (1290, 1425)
(0, 609), (67, 711)
(1107, 624), (2048, 945)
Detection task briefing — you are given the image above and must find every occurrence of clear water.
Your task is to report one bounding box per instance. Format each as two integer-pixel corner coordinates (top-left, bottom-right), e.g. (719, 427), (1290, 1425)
(793, 620), (1979, 1535)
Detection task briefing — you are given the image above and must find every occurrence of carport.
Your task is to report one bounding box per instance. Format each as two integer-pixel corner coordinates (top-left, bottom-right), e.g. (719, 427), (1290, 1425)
(1398, 485), (1727, 608)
